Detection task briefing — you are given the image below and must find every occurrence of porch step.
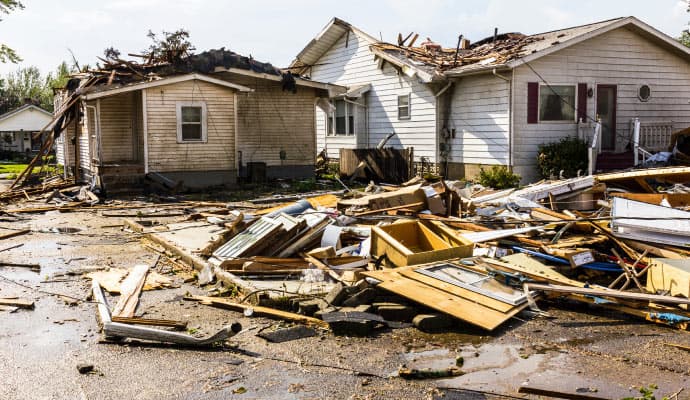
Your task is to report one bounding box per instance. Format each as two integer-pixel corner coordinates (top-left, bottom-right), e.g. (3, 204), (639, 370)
(596, 151), (635, 171)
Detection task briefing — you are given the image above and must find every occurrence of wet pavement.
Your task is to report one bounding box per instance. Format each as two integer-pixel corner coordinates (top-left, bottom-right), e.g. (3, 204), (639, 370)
(1, 195), (689, 399)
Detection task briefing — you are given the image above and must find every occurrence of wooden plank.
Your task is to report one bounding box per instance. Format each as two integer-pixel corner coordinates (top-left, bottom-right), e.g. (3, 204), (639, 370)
(484, 254), (586, 287)
(0, 297), (34, 309)
(186, 295), (330, 329)
(93, 279), (239, 345)
(111, 316), (187, 330)
(624, 239), (685, 259)
(527, 283), (690, 305)
(396, 266), (517, 313)
(362, 269), (522, 331)
(0, 229), (30, 240)
(112, 265), (149, 318)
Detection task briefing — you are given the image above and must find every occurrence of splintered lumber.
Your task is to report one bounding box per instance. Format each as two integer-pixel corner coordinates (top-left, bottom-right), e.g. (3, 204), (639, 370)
(362, 269), (524, 331)
(92, 280), (239, 346)
(0, 297), (34, 309)
(0, 261), (40, 271)
(86, 268), (173, 293)
(485, 254), (586, 287)
(110, 316), (187, 330)
(526, 283), (690, 305)
(0, 229), (30, 240)
(624, 240), (685, 259)
(185, 295), (330, 329)
(112, 265), (149, 318)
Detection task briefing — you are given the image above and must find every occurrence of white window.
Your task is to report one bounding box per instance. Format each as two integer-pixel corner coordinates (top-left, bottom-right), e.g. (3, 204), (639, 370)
(327, 99), (355, 136)
(539, 85), (575, 122)
(398, 94), (411, 120)
(176, 102), (207, 142)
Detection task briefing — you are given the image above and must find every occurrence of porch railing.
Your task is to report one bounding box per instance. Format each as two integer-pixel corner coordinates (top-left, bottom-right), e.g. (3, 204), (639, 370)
(631, 118), (674, 165)
(578, 119), (602, 175)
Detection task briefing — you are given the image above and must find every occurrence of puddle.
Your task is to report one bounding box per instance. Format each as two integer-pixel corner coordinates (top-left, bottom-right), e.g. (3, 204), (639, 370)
(401, 342), (570, 394)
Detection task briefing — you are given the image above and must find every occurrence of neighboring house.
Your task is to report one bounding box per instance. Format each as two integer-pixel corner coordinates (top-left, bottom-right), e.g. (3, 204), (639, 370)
(291, 16), (690, 183)
(0, 104), (53, 154)
(55, 49), (343, 190)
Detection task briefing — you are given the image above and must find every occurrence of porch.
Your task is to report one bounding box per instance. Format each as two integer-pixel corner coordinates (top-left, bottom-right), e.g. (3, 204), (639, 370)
(578, 119), (676, 173)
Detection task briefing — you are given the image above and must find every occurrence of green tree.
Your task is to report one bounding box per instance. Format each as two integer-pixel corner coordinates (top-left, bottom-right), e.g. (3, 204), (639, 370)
(0, 0), (23, 63)
(0, 63), (72, 113)
(681, 2), (690, 48)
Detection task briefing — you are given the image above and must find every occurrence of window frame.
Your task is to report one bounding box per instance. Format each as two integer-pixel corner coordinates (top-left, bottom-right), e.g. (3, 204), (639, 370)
(538, 84), (577, 123)
(327, 99), (356, 136)
(638, 84), (651, 102)
(176, 101), (208, 143)
(397, 93), (411, 120)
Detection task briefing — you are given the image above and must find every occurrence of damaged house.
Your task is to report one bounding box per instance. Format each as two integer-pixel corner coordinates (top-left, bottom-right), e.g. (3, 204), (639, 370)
(291, 16), (690, 183)
(55, 49), (343, 191)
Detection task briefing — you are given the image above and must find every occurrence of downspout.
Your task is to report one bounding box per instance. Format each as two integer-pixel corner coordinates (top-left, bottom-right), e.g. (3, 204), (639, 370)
(492, 68), (513, 171)
(434, 80), (454, 178)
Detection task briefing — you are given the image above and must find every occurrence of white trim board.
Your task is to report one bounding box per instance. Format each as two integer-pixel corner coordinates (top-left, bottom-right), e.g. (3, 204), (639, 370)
(83, 73), (253, 100)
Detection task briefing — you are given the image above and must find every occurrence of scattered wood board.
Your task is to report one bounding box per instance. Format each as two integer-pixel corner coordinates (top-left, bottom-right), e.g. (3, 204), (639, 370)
(112, 264), (149, 318)
(185, 295), (329, 329)
(0, 297), (34, 309)
(86, 268), (173, 293)
(362, 269), (524, 331)
(486, 254), (586, 287)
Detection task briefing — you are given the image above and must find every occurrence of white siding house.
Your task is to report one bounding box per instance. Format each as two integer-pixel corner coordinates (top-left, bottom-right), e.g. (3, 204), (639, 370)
(292, 19), (442, 165)
(0, 104), (53, 154)
(295, 17), (690, 183)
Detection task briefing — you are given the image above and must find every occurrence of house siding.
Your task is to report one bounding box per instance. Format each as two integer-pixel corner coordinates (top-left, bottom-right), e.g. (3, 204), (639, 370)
(145, 79), (236, 173)
(512, 26), (690, 182)
(228, 74), (317, 175)
(100, 92), (136, 163)
(308, 30), (438, 162)
(448, 74), (510, 170)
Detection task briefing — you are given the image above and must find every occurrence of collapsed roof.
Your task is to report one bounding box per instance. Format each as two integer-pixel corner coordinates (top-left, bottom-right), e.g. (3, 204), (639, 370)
(292, 16), (690, 82)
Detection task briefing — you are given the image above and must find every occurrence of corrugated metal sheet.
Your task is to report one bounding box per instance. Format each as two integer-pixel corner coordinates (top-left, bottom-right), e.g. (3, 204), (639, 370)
(213, 217), (283, 259)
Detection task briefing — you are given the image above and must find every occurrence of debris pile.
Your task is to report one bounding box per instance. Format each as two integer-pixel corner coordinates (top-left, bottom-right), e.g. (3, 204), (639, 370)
(76, 165), (690, 341)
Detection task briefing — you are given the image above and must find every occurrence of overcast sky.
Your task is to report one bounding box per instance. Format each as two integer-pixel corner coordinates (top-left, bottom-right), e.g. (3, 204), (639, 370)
(0, 0), (688, 76)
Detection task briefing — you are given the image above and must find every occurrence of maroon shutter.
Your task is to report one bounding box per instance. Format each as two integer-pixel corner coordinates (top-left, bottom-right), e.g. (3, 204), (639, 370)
(527, 82), (539, 124)
(577, 83), (587, 123)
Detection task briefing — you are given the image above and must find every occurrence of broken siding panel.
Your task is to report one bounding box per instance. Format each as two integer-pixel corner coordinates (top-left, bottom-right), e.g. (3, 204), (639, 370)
(230, 75), (316, 167)
(449, 74), (510, 165)
(100, 92), (135, 162)
(513, 27), (690, 182)
(309, 30), (437, 162)
(146, 80), (235, 173)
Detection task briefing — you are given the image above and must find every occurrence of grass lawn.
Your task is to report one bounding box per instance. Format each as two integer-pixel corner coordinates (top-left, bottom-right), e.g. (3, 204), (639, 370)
(0, 163), (28, 174)
(0, 162), (62, 178)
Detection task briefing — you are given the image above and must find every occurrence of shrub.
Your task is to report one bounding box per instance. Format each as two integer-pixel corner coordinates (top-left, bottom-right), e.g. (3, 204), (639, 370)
(537, 136), (588, 179)
(477, 165), (521, 189)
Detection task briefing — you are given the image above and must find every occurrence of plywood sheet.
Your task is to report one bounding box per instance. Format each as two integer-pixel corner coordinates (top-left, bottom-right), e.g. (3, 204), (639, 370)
(363, 269), (522, 331)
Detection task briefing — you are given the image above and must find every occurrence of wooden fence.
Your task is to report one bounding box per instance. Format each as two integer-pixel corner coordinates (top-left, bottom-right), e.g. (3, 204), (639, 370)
(339, 147), (414, 183)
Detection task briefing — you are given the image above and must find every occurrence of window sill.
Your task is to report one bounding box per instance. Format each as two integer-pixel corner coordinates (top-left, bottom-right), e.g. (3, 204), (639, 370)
(177, 139), (208, 144)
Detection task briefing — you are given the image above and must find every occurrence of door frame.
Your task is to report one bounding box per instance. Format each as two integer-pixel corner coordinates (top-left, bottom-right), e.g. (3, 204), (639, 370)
(596, 84), (617, 150)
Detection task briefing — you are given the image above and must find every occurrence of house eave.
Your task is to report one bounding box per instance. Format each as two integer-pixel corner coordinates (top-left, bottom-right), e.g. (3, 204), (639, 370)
(82, 73), (253, 101)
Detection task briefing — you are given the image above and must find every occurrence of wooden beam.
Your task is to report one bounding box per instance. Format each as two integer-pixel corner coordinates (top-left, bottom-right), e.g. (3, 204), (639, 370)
(185, 295), (330, 329)
(527, 283), (690, 305)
